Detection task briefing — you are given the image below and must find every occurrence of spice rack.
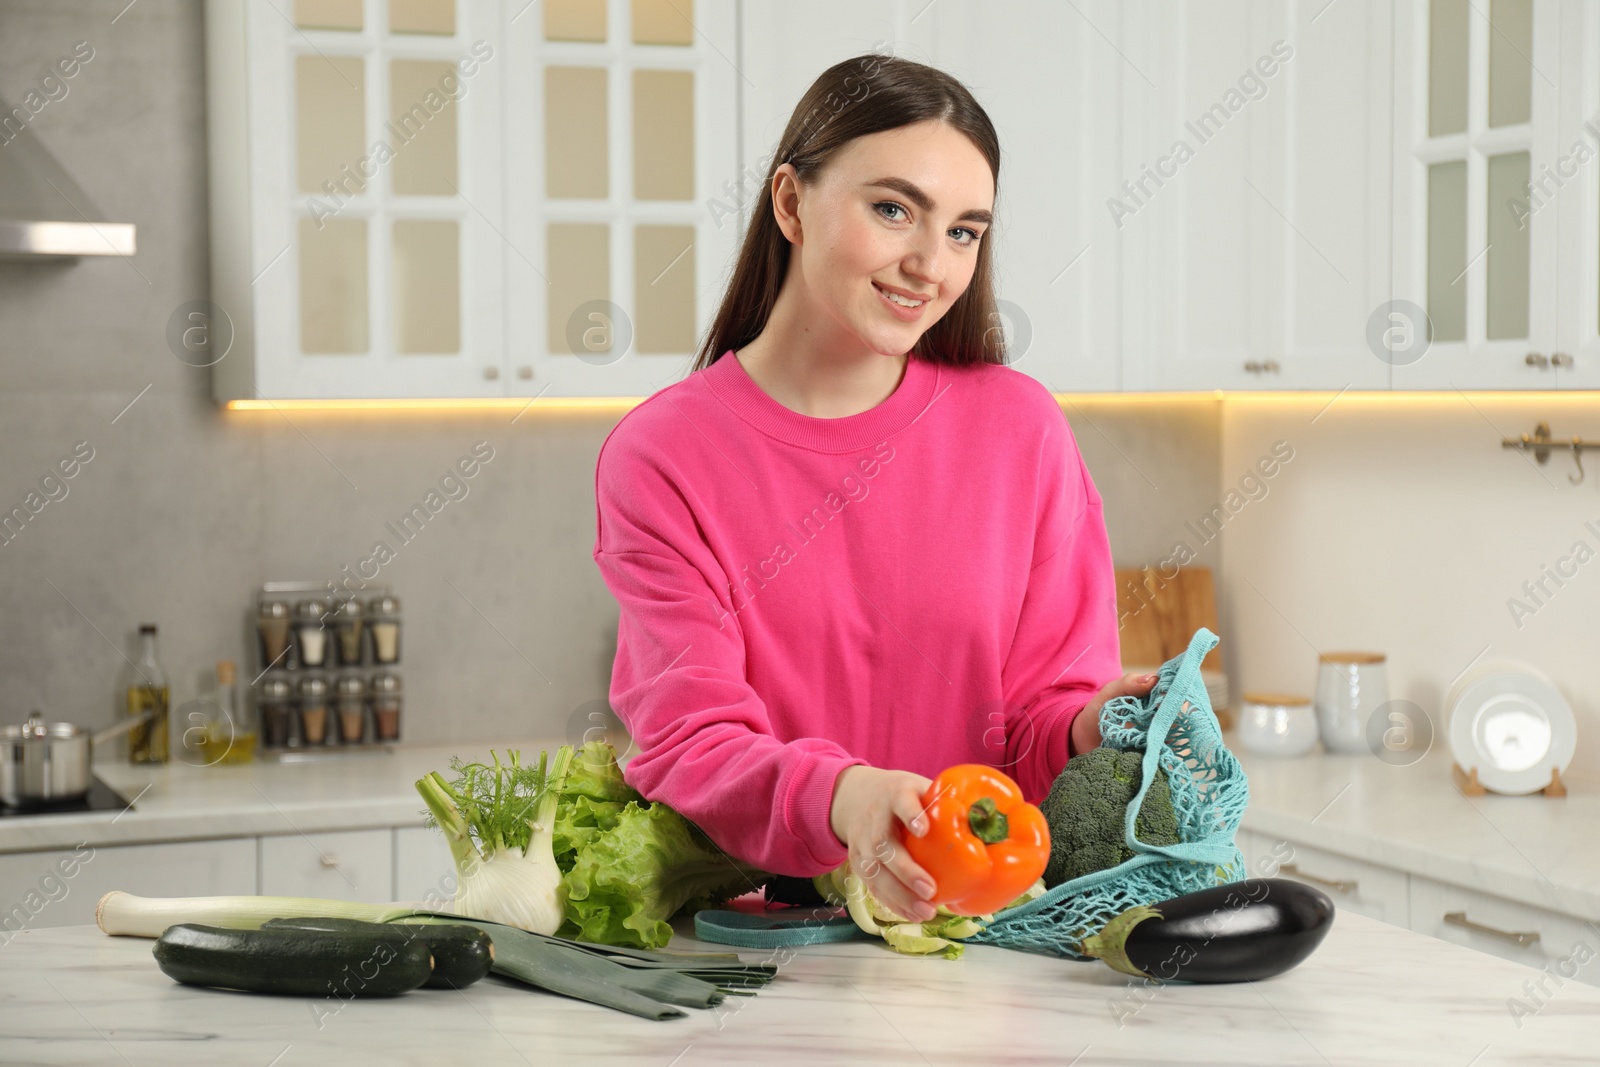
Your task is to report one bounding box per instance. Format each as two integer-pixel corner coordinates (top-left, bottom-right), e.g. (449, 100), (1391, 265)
(252, 581), (403, 761)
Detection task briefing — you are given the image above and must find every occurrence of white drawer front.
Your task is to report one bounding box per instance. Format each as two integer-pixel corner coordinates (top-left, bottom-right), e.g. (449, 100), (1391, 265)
(0, 838), (255, 934)
(1238, 832), (1409, 927)
(259, 829), (392, 903)
(1409, 874), (1600, 989)
(393, 826), (456, 908)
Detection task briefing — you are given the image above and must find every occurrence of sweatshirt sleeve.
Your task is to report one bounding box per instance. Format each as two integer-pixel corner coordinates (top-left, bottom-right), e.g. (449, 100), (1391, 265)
(591, 424), (867, 878)
(997, 400), (1124, 805)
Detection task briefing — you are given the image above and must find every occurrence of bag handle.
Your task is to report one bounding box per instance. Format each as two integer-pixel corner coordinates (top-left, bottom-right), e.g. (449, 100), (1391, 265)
(1123, 627), (1239, 868)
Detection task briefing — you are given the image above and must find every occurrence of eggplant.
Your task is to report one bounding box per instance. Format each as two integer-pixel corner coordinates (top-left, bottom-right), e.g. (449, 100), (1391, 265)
(1079, 877), (1334, 983)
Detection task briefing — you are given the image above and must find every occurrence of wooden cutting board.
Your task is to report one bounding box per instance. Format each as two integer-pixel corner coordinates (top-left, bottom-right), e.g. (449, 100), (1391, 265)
(1115, 565), (1224, 675)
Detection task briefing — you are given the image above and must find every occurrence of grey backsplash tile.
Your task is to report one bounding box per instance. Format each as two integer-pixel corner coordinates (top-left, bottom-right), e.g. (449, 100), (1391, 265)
(1066, 401), (1224, 575)
(0, 390), (1218, 743)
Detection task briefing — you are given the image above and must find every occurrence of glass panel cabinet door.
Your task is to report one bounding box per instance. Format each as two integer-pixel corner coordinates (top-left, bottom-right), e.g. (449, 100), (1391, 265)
(503, 0), (739, 397)
(209, 0), (504, 400)
(1391, 0), (1564, 389)
(209, 0), (736, 400)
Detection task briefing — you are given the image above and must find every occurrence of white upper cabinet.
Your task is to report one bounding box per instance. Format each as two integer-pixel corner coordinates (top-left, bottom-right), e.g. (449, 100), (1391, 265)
(207, 0), (1600, 400)
(1120, 0), (1395, 392)
(1553, 0), (1600, 387)
(735, 1), (1119, 391)
(207, 0), (738, 401)
(1391, 0), (1566, 388)
(923, 0), (1125, 392)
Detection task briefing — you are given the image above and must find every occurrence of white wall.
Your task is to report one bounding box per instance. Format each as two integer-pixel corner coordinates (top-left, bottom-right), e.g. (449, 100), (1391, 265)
(1222, 393), (1600, 781)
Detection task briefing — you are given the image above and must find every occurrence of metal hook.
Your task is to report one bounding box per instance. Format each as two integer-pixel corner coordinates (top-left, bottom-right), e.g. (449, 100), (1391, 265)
(1501, 422), (1600, 486)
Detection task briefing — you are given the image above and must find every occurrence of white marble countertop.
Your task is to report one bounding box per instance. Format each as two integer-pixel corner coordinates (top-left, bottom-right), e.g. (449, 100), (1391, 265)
(7, 732), (1598, 927)
(1233, 743), (1600, 920)
(2, 909), (1597, 1065)
(0, 738), (566, 855)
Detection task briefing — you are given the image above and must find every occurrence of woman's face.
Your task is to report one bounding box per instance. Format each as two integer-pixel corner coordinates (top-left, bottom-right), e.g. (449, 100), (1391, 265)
(778, 120), (995, 357)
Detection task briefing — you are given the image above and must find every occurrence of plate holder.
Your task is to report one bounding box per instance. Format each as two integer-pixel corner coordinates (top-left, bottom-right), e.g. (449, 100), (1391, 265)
(1451, 761), (1566, 797)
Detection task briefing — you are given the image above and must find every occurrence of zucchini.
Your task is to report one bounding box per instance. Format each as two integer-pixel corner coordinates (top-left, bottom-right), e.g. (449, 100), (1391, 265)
(1080, 877), (1334, 983)
(260, 916), (493, 989)
(153, 923), (433, 997)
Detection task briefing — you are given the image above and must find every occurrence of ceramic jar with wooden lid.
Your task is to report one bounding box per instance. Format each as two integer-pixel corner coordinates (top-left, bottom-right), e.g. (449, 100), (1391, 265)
(1238, 692), (1319, 757)
(1314, 651), (1388, 754)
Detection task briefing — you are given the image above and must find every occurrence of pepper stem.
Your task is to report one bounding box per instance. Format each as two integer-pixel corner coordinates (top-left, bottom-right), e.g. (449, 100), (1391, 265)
(966, 797), (1010, 844)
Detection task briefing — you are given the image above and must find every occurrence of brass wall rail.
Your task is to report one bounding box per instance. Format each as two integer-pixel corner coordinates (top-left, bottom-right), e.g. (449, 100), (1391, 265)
(1501, 421), (1600, 485)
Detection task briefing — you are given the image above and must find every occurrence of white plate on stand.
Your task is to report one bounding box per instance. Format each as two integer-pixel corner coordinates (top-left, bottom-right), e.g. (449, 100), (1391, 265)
(1445, 659), (1574, 795)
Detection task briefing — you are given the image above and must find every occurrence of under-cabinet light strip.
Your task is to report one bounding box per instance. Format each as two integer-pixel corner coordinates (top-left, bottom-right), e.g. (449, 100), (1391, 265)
(221, 390), (1600, 413)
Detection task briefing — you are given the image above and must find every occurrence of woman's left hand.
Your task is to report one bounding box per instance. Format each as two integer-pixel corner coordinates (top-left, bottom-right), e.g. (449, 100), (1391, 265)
(1068, 670), (1160, 754)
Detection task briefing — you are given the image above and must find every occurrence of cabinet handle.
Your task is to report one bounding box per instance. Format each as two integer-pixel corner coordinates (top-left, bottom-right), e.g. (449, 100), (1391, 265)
(517, 365), (533, 380)
(320, 854), (340, 869)
(1243, 360), (1281, 374)
(1443, 910), (1539, 947)
(484, 366), (500, 380)
(1278, 862), (1355, 893)
(1525, 352), (1550, 368)
(1551, 352), (1574, 368)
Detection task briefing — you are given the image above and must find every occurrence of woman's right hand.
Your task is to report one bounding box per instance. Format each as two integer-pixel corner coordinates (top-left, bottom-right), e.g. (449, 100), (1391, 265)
(828, 764), (939, 922)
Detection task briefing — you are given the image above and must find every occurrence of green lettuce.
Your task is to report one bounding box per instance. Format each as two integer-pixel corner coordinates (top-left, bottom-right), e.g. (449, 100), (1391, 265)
(550, 742), (771, 949)
(561, 742), (639, 804)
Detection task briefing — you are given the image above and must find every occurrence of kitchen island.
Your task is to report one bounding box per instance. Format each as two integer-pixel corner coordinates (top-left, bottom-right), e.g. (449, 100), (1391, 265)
(2, 906), (1596, 1066)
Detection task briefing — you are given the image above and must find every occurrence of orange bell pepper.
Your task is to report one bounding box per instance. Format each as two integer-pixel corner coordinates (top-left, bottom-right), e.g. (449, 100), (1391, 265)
(900, 764), (1051, 917)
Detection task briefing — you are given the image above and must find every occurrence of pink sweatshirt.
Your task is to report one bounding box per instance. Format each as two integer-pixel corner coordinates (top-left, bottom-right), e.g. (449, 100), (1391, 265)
(591, 350), (1123, 877)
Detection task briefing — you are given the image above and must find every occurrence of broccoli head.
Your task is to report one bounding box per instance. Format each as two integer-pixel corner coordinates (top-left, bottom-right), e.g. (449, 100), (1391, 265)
(1038, 746), (1181, 889)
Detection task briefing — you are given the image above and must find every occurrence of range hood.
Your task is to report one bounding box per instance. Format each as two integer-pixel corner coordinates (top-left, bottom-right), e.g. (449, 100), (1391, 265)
(0, 93), (135, 259)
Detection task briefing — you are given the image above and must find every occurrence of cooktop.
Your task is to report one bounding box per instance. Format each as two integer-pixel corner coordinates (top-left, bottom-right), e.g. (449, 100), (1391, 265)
(0, 778), (136, 818)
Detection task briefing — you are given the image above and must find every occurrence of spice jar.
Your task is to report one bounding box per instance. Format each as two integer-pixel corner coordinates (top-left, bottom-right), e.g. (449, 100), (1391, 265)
(335, 674), (367, 744)
(297, 675), (330, 746)
(333, 597), (365, 666)
(259, 675), (294, 748)
(370, 671), (402, 741)
(294, 598), (332, 669)
(368, 595), (401, 665)
(257, 600), (292, 670)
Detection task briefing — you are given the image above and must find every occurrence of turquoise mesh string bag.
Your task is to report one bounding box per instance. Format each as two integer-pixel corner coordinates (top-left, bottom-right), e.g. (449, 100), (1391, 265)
(967, 625), (1250, 959)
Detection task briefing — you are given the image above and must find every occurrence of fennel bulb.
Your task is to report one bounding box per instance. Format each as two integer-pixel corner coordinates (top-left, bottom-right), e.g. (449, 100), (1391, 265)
(416, 746), (575, 935)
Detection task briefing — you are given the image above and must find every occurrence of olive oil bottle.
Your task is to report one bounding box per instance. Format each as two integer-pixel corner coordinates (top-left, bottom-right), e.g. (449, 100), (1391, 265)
(122, 623), (170, 763)
(199, 660), (257, 765)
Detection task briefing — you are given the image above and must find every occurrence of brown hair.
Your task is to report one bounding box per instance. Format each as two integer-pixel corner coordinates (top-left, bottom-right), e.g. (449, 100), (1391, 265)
(690, 53), (1004, 373)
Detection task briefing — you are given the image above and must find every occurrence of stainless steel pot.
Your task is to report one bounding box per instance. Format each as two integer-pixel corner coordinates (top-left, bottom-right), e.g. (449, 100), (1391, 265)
(0, 710), (151, 806)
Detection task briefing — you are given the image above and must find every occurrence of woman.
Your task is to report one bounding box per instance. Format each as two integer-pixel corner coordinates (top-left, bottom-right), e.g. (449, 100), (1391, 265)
(591, 54), (1157, 924)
